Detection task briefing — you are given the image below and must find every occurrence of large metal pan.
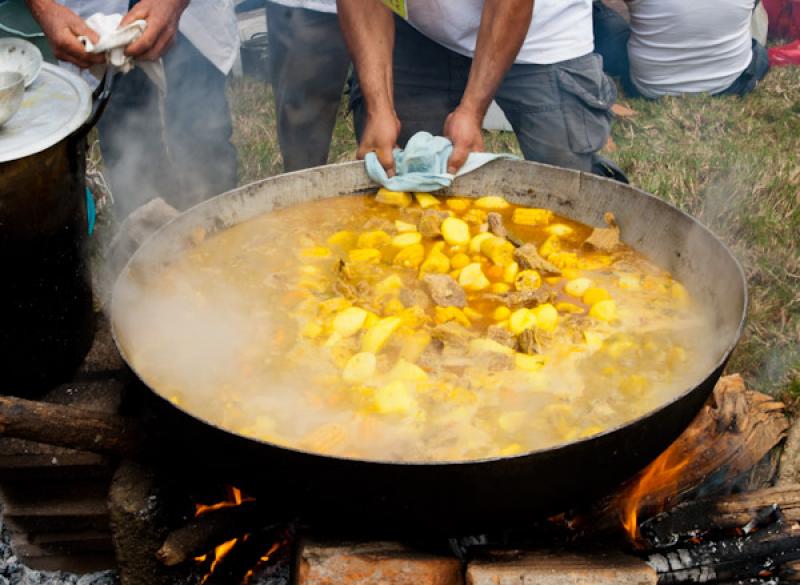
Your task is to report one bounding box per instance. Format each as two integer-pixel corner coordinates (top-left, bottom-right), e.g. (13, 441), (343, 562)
(111, 160), (747, 532)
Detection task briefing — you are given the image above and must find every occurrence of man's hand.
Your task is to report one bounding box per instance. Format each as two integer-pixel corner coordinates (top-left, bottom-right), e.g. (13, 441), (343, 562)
(358, 110), (401, 176)
(26, 0), (104, 68)
(121, 0), (189, 61)
(444, 105), (485, 174)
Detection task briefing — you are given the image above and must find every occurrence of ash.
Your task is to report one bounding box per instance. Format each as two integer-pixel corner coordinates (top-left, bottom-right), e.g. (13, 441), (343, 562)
(0, 510), (117, 585)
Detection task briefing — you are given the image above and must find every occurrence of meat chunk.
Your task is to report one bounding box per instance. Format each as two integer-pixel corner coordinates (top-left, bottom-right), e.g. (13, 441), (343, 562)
(431, 321), (476, 350)
(483, 285), (556, 309)
(418, 210), (448, 239)
(487, 212), (523, 247)
(399, 288), (431, 310)
(423, 274), (467, 308)
(513, 243), (561, 275)
(487, 325), (519, 351)
(584, 212), (621, 252)
(518, 329), (538, 355)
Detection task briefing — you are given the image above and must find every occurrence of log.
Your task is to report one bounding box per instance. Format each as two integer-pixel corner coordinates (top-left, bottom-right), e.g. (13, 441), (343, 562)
(156, 500), (273, 566)
(581, 375), (789, 535)
(0, 395), (144, 457)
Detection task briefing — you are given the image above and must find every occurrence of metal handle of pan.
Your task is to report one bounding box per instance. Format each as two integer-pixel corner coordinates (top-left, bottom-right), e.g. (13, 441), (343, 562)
(75, 70), (118, 140)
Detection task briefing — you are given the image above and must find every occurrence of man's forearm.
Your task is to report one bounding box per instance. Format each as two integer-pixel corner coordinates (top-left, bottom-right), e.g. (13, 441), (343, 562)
(460, 0), (534, 117)
(337, 0), (396, 117)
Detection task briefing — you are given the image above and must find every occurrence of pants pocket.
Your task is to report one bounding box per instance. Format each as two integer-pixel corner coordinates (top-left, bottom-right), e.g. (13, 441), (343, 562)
(556, 56), (616, 154)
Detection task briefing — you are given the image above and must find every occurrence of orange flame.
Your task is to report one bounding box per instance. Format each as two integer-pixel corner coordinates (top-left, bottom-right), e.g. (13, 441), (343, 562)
(195, 486), (253, 517)
(621, 444), (690, 543)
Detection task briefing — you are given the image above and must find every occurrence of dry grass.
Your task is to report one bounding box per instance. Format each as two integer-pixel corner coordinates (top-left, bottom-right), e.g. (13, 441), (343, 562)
(228, 69), (800, 401)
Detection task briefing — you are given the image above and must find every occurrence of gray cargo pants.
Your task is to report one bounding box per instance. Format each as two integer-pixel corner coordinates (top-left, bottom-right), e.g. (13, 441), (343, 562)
(266, 3), (351, 171)
(350, 17), (616, 173)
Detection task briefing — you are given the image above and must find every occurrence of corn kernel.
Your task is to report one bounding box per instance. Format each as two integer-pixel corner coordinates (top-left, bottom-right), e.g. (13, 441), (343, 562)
(414, 193), (440, 208)
(333, 307), (368, 337)
(583, 287), (611, 306)
(445, 197), (472, 212)
(512, 207), (553, 226)
(462, 208), (488, 225)
(515, 269), (542, 291)
(459, 262), (491, 291)
(562, 268), (581, 280)
(376, 188), (412, 207)
(509, 308), (537, 335)
(503, 261), (520, 284)
(474, 195), (510, 210)
(357, 230), (391, 249)
(342, 352), (377, 384)
(565, 278), (593, 298)
(392, 232), (423, 247)
(589, 299), (617, 321)
(394, 220), (417, 233)
(515, 352), (547, 372)
(348, 248), (382, 264)
(441, 217), (471, 245)
(469, 232), (494, 254)
(393, 244), (425, 269)
(361, 316), (402, 353)
(450, 253), (471, 269)
(490, 282), (511, 294)
(532, 303), (558, 332)
(547, 251), (578, 269)
(493, 306), (511, 321)
(374, 381), (418, 415)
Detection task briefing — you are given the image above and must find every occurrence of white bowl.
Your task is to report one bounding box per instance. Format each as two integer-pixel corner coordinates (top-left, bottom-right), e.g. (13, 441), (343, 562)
(0, 38), (43, 88)
(0, 72), (25, 126)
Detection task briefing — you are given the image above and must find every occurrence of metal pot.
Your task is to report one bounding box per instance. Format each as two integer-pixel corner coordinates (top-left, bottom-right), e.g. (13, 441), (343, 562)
(0, 67), (113, 396)
(112, 160), (747, 532)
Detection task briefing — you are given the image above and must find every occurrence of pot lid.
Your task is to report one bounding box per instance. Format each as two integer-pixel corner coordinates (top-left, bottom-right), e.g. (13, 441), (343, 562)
(0, 62), (91, 163)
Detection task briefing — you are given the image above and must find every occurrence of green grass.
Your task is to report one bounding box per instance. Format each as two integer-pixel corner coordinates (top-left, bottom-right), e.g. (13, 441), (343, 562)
(229, 70), (800, 402)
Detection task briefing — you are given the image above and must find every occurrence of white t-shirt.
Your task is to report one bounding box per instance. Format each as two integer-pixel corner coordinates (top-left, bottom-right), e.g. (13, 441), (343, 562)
(266, 0), (337, 14)
(627, 0), (755, 98)
(404, 0), (594, 65)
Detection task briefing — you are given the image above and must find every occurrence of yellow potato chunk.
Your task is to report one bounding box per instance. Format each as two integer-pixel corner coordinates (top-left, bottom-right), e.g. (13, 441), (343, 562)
(326, 230), (358, 250)
(301, 246), (332, 258)
(393, 244), (425, 269)
(555, 302), (584, 315)
(394, 220), (417, 233)
(459, 263), (491, 291)
(474, 195), (510, 210)
(383, 298), (405, 315)
(348, 248), (382, 264)
(589, 299), (617, 321)
(469, 232), (494, 254)
(376, 188), (412, 207)
(375, 274), (404, 296)
(388, 359), (428, 382)
(515, 353), (547, 372)
(509, 308), (537, 335)
(469, 338), (514, 356)
(493, 306), (511, 321)
(532, 303), (558, 332)
(399, 330), (431, 362)
(515, 269), (542, 291)
(584, 330), (605, 350)
(441, 217), (471, 246)
(450, 253), (470, 269)
(564, 278), (593, 298)
(435, 306), (471, 327)
(361, 316), (402, 353)
(302, 321), (323, 339)
(392, 232), (423, 247)
(618, 274), (642, 291)
(512, 208), (553, 226)
(503, 261), (520, 284)
(342, 352), (377, 384)
(583, 287), (611, 306)
(419, 246), (451, 275)
(374, 381), (418, 415)
(445, 198), (472, 212)
(333, 307), (368, 337)
(539, 235), (561, 258)
(357, 230), (391, 249)
(463, 307), (482, 321)
(546, 223), (574, 237)
(490, 282), (511, 294)
(415, 193), (441, 208)
(481, 236), (515, 266)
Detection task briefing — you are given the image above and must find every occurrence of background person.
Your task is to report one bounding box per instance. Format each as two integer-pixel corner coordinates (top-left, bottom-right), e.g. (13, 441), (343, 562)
(338, 0), (616, 177)
(266, 0), (351, 171)
(27, 0), (240, 216)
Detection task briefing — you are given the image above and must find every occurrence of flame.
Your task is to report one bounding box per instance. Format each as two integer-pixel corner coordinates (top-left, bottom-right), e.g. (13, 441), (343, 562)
(621, 443), (690, 543)
(198, 537), (239, 584)
(195, 486), (253, 517)
(242, 540), (285, 584)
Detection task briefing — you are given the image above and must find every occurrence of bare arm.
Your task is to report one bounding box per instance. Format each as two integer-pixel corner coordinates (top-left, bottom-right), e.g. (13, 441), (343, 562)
(337, 0), (400, 173)
(445, 0), (534, 172)
(26, 0), (103, 68)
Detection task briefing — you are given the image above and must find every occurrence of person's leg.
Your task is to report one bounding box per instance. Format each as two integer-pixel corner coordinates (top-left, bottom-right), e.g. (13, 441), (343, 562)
(495, 53), (616, 173)
(266, 3), (351, 171)
(96, 67), (171, 218)
(161, 33), (239, 210)
(350, 16), (461, 148)
(592, 0), (631, 79)
(716, 40), (770, 97)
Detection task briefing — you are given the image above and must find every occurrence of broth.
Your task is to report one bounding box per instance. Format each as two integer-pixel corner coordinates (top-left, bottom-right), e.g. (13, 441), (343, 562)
(115, 193), (716, 462)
